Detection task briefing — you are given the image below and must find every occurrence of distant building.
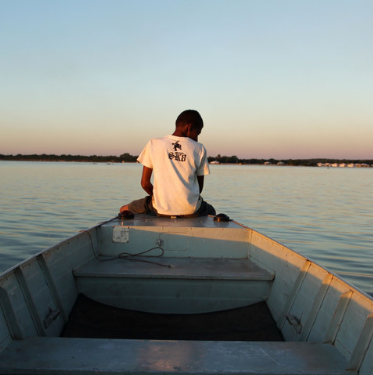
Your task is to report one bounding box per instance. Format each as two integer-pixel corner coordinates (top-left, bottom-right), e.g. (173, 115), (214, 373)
(317, 163), (330, 167)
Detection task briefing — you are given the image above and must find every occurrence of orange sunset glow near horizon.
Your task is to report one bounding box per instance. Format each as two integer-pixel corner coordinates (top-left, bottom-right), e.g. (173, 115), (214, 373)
(1, 1), (372, 160)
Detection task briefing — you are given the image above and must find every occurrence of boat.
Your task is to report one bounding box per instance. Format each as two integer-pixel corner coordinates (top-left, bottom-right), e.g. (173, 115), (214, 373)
(1, 212), (372, 374)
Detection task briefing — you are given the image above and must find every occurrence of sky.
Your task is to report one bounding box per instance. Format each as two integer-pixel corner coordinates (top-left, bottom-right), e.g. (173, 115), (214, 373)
(1, 0), (372, 160)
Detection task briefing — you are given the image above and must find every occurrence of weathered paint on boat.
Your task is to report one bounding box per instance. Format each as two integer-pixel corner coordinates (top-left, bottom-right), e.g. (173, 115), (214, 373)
(0, 214), (372, 374)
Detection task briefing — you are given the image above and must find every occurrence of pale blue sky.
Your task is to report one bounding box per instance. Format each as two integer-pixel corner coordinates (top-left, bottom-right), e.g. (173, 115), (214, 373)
(1, 0), (372, 159)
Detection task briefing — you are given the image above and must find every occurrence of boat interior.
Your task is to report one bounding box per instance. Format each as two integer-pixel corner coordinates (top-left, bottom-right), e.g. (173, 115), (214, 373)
(1, 214), (373, 374)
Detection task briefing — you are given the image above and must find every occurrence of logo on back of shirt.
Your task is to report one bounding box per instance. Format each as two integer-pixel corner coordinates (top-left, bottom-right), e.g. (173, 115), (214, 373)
(169, 141), (186, 162)
(172, 141), (182, 151)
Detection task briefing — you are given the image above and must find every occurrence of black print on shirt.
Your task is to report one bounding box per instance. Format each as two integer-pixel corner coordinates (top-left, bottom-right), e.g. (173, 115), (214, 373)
(169, 140), (186, 162)
(172, 141), (182, 151)
(169, 152), (186, 162)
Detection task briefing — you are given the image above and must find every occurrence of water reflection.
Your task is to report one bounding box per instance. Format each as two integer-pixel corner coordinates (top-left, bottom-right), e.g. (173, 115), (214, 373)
(205, 165), (373, 295)
(1, 162), (373, 295)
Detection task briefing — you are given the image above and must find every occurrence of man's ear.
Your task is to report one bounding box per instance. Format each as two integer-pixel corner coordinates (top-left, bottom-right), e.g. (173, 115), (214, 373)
(186, 123), (192, 134)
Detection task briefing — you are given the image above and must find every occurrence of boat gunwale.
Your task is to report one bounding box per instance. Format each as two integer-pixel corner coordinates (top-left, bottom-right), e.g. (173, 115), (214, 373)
(1, 214), (372, 302)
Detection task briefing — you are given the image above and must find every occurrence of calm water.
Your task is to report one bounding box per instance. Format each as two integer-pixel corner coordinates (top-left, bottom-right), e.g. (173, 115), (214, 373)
(1, 161), (373, 295)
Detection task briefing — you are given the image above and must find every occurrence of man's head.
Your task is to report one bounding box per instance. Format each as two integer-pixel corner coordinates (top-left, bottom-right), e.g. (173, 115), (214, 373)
(175, 110), (204, 141)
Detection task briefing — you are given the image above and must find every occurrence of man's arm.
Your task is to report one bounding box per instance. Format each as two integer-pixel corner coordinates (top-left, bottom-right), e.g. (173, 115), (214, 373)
(141, 166), (154, 196)
(197, 175), (204, 193)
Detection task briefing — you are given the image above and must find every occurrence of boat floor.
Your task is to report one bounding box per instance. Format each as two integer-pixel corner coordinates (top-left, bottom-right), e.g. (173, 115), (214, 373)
(62, 294), (284, 341)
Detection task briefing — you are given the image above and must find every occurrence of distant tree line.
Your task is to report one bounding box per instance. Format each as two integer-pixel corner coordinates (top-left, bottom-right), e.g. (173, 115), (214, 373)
(1, 153), (371, 166)
(207, 155), (373, 167)
(0, 153), (138, 163)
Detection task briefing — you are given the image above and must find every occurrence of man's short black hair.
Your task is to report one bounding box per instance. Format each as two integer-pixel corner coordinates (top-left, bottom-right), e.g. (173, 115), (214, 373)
(176, 110), (203, 130)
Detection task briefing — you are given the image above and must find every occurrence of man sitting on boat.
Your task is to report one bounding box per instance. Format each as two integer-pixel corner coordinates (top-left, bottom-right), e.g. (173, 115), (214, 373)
(120, 109), (215, 217)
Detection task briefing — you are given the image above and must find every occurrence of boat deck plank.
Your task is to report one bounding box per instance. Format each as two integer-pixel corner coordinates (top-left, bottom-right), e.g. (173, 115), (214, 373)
(73, 257), (274, 280)
(0, 337), (351, 375)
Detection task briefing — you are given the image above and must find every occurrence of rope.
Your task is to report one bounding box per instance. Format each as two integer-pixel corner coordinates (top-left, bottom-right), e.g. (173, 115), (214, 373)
(79, 229), (173, 268)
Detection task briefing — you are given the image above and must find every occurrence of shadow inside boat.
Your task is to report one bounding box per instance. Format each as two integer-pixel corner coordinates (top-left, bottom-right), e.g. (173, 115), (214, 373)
(62, 294), (284, 341)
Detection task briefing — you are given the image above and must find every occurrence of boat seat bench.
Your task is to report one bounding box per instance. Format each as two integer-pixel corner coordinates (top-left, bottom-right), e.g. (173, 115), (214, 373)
(73, 256), (274, 281)
(73, 257), (275, 313)
(0, 337), (351, 375)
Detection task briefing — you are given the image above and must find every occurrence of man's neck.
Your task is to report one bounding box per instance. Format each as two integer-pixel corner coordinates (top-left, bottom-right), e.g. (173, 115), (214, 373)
(172, 129), (188, 137)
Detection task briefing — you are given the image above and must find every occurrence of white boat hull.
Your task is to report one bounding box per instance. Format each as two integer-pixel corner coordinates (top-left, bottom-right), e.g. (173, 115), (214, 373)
(1, 214), (372, 374)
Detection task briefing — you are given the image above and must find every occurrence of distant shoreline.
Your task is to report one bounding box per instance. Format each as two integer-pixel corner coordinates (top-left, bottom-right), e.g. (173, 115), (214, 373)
(0, 153), (137, 164)
(1, 154), (372, 167)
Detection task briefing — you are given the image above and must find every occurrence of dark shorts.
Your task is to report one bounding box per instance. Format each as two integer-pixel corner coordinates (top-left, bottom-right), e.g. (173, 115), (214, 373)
(128, 196), (156, 215)
(128, 196), (216, 217)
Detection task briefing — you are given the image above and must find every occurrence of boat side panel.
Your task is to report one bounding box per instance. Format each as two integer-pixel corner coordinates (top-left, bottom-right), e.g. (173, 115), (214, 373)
(335, 292), (373, 360)
(0, 272), (37, 339)
(307, 276), (350, 343)
(359, 333), (373, 375)
(43, 230), (98, 319)
(268, 249), (373, 365)
(0, 228), (98, 344)
(248, 230), (306, 324)
(278, 262), (329, 341)
(248, 228), (373, 372)
(97, 226), (250, 259)
(0, 291), (13, 353)
(16, 260), (65, 337)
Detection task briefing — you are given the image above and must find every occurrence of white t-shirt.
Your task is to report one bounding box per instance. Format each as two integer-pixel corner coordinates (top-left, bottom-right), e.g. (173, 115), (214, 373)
(137, 135), (210, 215)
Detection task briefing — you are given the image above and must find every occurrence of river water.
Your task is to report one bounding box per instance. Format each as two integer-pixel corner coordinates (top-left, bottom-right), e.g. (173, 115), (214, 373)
(1, 161), (372, 295)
